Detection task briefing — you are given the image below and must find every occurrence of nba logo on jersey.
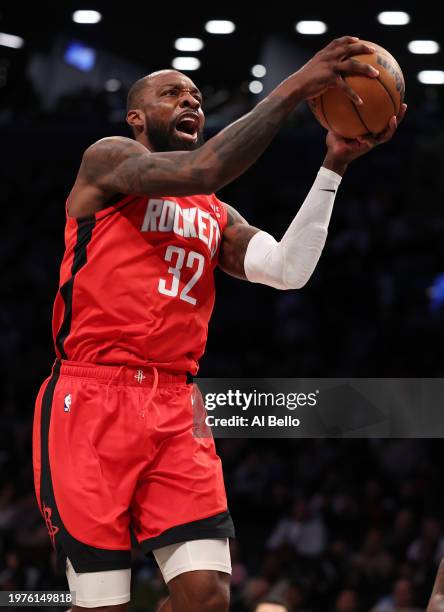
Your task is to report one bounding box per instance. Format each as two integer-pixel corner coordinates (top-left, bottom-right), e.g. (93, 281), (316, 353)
(64, 393), (72, 412)
(210, 203), (221, 219)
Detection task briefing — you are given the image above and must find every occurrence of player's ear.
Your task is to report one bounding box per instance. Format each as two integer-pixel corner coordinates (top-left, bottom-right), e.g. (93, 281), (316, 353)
(127, 109), (145, 133)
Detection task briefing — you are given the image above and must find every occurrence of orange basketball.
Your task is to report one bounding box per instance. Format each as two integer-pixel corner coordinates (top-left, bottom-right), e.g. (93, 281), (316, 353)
(308, 41), (405, 138)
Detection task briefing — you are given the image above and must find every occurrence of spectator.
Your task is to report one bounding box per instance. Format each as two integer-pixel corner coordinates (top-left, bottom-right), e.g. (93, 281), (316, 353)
(267, 499), (326, 558)
(408, 518), (444, 566)
(352, 529), (394, 584)
(371, 578), (423, 612)
(335, 589), (360, 612)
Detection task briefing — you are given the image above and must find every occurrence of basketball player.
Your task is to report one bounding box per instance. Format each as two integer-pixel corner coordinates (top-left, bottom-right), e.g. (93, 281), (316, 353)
(32, 36), (406, 612)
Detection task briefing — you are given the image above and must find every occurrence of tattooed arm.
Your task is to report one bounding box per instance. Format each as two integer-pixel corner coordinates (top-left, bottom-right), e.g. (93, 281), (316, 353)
(69, 37), (378, 217)
(219, 206), (259, 280)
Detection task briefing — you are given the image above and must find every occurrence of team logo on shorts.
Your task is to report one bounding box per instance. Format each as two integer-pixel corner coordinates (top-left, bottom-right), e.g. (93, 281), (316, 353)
(134, 369), (145, 384)
(42, 501), (59, 548)
(63, 393), (72, 412)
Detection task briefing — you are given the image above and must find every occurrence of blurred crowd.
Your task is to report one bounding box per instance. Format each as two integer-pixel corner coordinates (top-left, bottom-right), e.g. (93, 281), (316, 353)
(1, 81), (444, 611)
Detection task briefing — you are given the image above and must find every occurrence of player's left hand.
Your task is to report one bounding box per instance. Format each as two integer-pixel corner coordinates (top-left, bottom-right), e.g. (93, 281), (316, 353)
(326, 102), (407, 164)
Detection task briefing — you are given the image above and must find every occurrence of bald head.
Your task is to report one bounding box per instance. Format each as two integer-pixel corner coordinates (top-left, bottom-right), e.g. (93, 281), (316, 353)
(126, 69), (204, 151)
(127, 70), (189, 112)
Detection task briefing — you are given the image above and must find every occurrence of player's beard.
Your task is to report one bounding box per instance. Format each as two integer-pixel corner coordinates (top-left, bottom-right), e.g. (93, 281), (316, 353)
(146, 117), (205, 152)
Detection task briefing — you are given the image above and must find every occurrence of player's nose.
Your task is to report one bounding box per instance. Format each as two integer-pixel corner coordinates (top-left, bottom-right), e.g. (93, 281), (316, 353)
(179, 92), (200, 109)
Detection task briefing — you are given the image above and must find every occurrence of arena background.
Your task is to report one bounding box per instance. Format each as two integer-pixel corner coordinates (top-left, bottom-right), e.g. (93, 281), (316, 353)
(1, 2), (444, 610)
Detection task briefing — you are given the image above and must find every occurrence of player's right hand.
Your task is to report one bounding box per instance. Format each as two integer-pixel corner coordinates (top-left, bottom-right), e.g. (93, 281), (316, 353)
(293, 36), (379, 105)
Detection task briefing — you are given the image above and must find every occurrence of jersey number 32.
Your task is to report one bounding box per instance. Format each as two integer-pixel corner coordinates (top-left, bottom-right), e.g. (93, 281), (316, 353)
(158, 245), (205, 306)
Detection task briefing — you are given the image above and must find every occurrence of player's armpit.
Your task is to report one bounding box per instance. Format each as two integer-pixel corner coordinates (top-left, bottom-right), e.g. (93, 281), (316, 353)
(218, 204), (260, 280)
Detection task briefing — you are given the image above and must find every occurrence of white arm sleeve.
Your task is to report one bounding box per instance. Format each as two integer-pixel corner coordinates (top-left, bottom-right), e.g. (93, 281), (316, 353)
(244, 166), (342, 289)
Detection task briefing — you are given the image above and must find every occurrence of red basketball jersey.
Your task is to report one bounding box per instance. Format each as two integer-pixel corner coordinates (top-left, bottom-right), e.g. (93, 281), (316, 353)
(52, 193), (228, 375)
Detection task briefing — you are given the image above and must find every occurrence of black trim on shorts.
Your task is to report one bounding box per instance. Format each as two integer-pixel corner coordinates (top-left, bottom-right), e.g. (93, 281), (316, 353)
(140, 510), (235, 553)
(39, 360), (132, 573)
(55, 216), (96, 359)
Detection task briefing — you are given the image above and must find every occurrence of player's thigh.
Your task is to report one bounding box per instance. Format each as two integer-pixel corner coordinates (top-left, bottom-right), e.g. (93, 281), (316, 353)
(34, 365), (140, 570)
(67, 557), (131, 609)
(153, 539), (231, 610)
(132, 385), (234, 551)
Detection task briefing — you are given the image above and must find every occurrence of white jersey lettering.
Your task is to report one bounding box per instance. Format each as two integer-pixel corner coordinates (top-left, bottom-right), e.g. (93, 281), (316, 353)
(159, 200), (176, 232)
(141, 199), (163, 231)
(182, 208), (197, 238)
(173, 206), (184, 237)
(197, 209), (209, 246)
(210, 219), (221, 258)
(141, 199), (222, 257)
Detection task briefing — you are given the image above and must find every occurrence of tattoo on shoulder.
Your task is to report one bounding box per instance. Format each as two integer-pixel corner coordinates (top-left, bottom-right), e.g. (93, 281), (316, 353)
(82, 138), (141, 182)
(224, 203), (248, 227)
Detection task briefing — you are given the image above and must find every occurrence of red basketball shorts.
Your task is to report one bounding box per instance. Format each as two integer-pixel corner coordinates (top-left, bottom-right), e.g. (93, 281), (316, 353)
(32, 360), (234, 572)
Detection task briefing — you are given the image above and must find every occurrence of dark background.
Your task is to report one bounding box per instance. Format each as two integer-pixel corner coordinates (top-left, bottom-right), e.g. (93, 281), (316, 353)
(1, 2), (444, 610)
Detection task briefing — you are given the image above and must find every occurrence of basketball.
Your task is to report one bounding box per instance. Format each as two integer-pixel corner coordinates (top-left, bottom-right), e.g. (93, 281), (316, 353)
(308, 40), (405, 138)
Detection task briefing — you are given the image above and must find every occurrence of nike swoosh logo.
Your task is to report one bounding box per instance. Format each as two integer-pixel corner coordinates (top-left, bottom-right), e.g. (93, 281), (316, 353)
(320, 188), (336, 193)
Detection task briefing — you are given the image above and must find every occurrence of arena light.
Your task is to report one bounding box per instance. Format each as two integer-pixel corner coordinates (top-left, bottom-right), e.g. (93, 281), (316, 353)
(251, 64), (266, 78)
(249, 80), (263, 94)
(0, 32), (24, 49)
(377, 11), (410, 25)
(174, 38), (204, 52)
(105, 78), (121, 92)
(64, 41), (96, 71)
(295, 21), (327, 35)
(72, 10), (102, 24)
(205, 20), (236, 35)
(417, 70), (444, 85)
(172, 57), (201, 71)
(408, 40), (440, 54)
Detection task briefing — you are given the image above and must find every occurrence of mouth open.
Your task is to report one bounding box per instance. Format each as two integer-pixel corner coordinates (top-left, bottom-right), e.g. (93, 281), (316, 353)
(175, 115), (199, 142)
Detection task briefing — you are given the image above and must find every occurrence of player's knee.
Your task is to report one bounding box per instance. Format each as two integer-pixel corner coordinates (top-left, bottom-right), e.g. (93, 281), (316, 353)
(192, 575), (230, 612)
(172, 571), (230, 612)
